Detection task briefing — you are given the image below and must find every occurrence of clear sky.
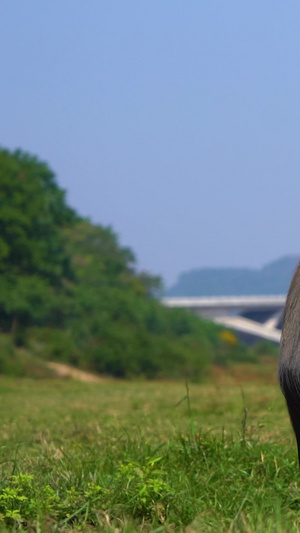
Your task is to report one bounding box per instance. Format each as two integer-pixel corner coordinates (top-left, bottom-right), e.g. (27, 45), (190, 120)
(2, 1), (300, 287)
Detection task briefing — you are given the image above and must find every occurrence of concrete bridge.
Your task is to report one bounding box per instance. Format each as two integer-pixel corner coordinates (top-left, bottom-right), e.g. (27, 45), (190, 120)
(162, 295), (286, 344)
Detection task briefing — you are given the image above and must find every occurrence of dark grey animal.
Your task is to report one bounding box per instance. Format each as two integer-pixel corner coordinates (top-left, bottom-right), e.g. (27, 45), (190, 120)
(279, 262), (300, 463)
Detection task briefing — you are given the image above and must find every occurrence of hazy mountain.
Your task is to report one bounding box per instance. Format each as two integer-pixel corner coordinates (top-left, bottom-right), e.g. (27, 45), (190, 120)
(166, 256), (299, 297)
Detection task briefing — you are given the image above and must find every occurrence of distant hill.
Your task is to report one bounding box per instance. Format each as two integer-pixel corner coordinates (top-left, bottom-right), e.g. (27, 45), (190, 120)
(166, 256), (299, 297)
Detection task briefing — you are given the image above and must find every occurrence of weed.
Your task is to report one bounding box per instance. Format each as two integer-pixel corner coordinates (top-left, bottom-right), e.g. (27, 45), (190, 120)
(0, 377), (296, 531)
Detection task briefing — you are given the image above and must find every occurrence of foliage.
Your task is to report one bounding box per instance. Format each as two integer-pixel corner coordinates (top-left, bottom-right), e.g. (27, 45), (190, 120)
(0, 335), (54, 378)
(212, 330), (259, 366)
(0, 147), (254, 378)
(251, 339), (279, 358)
(0, 148), (75, 282)
(0, 148), (77, 334)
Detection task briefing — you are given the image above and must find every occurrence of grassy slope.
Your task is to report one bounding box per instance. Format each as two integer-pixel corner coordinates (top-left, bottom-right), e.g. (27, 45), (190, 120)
(0, 364), (298, 532)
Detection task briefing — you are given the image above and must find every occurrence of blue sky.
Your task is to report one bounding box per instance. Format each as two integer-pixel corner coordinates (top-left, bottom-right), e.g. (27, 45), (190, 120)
(2, 1), (300, 286)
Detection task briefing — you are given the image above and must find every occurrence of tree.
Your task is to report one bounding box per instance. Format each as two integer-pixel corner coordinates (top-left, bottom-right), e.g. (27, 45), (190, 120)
(0, 148), (76, 283)
(0, 147), (249, 377)
(0, 148), (76, 333)
(63, 219), (135, 287)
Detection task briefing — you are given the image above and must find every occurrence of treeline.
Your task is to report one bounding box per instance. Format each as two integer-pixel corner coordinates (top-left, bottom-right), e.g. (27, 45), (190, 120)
(0, 148), (271, 379)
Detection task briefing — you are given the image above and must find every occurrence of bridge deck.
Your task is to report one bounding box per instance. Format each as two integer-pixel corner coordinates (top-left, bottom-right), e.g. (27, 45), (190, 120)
(162, 295), (286, 309)
(162, 295), (286, 344)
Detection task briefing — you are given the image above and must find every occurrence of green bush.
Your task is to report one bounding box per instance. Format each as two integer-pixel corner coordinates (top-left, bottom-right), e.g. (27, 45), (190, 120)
(0, 334), (18, 375)
(27, 327), (78, 363)
(0, 334), (54, 377)
(251, 340), (279, 358)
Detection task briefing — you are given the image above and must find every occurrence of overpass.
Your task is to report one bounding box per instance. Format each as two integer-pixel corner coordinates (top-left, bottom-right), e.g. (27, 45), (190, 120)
(162, 295), (286, 344)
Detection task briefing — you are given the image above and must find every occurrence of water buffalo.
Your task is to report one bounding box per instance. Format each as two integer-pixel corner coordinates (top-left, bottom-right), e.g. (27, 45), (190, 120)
(279, 262), (300, 463)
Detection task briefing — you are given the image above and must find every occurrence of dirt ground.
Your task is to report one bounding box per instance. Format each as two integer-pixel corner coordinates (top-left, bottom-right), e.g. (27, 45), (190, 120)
(46, 361), (104, 383)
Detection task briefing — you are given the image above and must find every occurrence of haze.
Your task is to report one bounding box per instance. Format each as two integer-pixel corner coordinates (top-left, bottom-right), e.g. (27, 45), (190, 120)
(2, 1), (300, 286)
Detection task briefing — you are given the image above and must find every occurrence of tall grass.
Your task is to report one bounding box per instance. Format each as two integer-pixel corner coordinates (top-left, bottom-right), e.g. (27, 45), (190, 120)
(0, 374), (298, 531)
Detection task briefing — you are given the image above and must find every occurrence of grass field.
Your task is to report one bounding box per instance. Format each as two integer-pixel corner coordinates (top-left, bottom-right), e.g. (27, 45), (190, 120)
(0, 360), (299, 532)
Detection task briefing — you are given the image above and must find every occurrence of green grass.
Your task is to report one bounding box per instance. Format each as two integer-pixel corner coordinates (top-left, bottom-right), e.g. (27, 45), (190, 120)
(0, 372), (298, 532)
